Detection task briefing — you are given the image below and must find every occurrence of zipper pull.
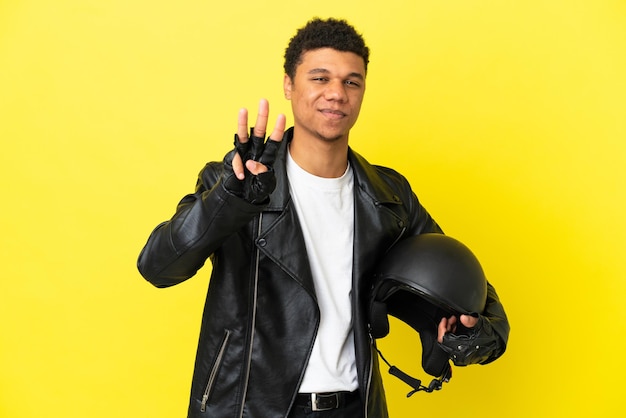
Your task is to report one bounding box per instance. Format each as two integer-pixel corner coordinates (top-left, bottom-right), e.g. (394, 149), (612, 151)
(200, 394), (209, 412)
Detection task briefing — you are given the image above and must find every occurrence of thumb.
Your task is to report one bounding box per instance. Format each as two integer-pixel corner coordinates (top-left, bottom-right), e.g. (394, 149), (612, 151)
(460, 314), (479, 328)
(245, 159), (268, 176)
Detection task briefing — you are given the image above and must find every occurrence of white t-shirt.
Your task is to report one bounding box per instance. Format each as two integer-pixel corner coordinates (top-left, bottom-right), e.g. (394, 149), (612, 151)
(286, 148), (358, 393)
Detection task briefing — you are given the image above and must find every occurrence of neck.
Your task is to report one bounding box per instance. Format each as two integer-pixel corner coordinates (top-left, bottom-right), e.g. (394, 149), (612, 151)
(289, 128), (349, 178)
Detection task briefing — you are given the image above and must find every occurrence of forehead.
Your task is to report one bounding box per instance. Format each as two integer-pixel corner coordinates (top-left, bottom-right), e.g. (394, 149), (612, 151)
(296, 48), (366, 77)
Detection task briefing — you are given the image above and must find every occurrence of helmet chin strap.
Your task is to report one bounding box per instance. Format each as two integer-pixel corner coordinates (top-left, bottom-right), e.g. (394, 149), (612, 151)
(376, 347), (452, 397)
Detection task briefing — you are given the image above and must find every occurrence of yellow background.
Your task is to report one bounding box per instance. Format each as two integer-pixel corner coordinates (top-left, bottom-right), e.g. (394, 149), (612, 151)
(1, 0), (625, 417)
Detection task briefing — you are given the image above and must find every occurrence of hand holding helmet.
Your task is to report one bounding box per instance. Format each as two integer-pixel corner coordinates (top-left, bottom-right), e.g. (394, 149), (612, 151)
(438, 314), (501, 366)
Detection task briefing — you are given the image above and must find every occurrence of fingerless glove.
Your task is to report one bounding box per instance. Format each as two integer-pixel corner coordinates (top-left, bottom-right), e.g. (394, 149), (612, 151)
(222, 130), (280, 204)
(438, 316), (500, 366)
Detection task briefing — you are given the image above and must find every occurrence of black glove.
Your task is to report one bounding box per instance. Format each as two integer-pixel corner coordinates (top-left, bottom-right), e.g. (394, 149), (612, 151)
(438, 315), (500, 366)
(222, 130), (280, 204)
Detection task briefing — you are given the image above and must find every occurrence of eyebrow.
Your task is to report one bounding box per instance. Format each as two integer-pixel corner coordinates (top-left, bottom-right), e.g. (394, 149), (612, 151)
(307, 68), (365, 80)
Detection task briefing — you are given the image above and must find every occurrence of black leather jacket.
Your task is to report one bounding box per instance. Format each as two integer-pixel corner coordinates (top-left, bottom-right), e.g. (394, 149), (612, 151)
(137, 128), (509, 417)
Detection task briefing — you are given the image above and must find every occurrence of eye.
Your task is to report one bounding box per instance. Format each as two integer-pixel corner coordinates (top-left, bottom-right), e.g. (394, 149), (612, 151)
(345, 80), (361, 88)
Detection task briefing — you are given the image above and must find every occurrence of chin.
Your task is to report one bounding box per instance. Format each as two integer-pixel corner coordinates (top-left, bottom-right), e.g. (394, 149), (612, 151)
(316, 131), (346, 142)
(316, 124), (352, 142)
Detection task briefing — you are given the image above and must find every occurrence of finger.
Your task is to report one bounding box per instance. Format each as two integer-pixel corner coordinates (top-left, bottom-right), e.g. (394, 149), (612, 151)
(249, 135), (264, 161)
(238, 108), (249, 143)
(232, 152), (245, 180)
(252, 99), (269, 138)
(245, 159), (268, 176)
(447, 315), (458, 332)
(460, 314), (479, 328)
(437, 317), (448, 343)
(268, 113), (287, 142)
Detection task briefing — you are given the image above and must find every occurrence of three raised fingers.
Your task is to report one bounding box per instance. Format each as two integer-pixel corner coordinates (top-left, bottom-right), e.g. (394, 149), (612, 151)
(238, 99), (285, 144)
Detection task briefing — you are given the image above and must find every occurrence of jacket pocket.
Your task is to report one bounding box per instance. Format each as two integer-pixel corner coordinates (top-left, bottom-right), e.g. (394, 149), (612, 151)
(200, 329), (231, 413)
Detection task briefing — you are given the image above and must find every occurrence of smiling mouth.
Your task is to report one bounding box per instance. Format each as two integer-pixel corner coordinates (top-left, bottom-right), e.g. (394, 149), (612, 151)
(320, 109), (347, 119)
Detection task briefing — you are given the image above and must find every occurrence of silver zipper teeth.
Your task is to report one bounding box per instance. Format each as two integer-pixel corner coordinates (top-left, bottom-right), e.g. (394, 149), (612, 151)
(238, 213), (263, 418)
(364, 334), (374, 418)
(201, 330), (232, 412)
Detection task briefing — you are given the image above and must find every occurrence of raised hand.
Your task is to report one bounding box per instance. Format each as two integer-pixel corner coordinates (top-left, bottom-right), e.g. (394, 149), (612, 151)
(232, 99), (286, 178)
(223, 99), (286, 204)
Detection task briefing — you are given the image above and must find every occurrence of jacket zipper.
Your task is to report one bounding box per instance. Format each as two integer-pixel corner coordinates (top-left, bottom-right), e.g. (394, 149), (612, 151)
(200, 329), (232, 412)
(363, 344), (374, 418)
(237, 213), (263, 418)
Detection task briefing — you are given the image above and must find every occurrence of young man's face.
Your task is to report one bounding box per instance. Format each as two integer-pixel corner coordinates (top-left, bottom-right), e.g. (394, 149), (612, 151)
(284, 48), (366, 144)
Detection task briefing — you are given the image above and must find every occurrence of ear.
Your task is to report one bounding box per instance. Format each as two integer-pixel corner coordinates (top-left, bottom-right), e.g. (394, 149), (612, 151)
(283, 74), (293, 100)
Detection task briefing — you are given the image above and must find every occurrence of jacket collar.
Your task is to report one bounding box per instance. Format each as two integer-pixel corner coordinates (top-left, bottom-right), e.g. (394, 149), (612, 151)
(267, 127), (400, 210)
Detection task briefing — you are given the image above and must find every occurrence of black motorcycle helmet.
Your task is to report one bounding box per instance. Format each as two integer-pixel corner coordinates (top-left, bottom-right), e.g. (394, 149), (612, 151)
(369, 233), (488, 394)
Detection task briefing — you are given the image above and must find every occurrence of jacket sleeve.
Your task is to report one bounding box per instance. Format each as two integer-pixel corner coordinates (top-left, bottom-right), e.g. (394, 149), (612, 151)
(478, 282), (510, 363)
(137, 162), (264, 288)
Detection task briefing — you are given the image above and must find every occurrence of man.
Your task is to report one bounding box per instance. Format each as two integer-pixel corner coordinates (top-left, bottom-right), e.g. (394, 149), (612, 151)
(138, 18), (509, 418)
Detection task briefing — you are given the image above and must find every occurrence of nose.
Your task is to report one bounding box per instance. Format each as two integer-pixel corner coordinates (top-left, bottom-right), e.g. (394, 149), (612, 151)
(324, 80), (348, 102)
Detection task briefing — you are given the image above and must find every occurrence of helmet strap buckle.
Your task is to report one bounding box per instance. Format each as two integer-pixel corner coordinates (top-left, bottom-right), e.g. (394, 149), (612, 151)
(378, 347), (451, 397)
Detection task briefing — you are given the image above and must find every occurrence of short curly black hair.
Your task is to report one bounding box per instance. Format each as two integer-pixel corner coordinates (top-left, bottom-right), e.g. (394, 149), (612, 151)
(284, 18), (370, 79)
